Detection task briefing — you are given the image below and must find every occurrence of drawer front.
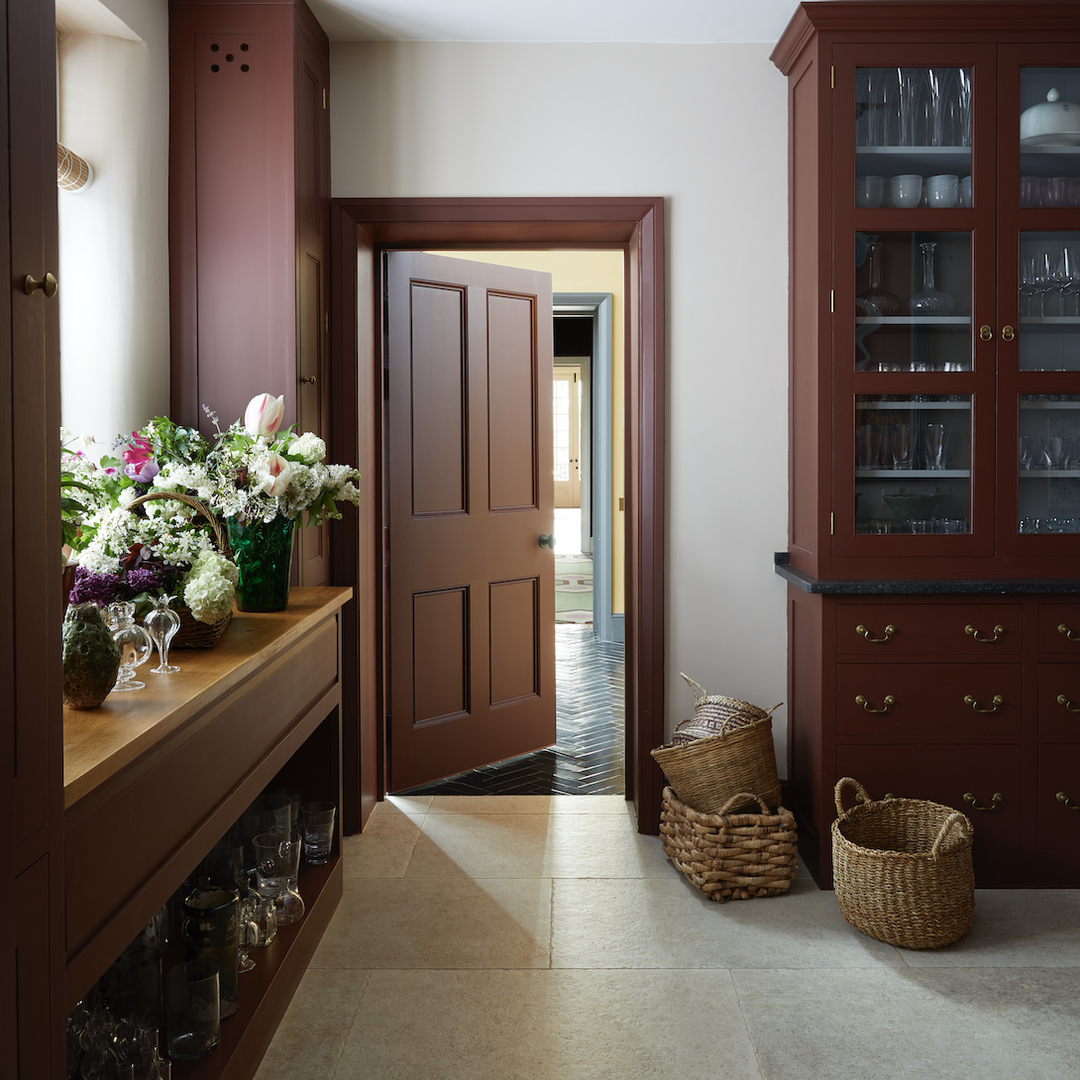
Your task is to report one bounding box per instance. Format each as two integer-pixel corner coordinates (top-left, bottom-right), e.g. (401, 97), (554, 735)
(1038, 603), (1080, 654)
(836, 603), (1023, 657)
(835, 743), (1023, 851)
(1036, 744), (1080, 854)
(1037, 664), (1080, 737)
(837, 664), (1023, 737)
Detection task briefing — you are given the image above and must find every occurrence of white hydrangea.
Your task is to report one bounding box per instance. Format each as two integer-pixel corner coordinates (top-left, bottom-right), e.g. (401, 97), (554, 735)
(289, 432), (326, 465)
(182, 550), (239, 624)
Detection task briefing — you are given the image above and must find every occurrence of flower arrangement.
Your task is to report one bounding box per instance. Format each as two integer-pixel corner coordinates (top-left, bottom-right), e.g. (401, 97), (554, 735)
(62, 393), (360, 622)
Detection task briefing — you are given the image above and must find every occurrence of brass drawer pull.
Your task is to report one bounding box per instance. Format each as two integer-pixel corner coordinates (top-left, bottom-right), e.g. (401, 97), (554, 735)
(1057, 694), (1080, 713)
(856, 623), (895, 643)
(1057, 792), (1080, 811)
(1058, 623), (1080, 643)
(965, 623), (1005, 643)
(855, 693), (895, 714)
(964, 693), (1004, 714)
(964, 791), (1004, 812)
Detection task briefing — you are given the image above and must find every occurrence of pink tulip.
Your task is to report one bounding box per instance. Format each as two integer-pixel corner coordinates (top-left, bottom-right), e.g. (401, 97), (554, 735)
(122, 432), (159, 483)
(254, 453), (293, 496)
(244, 393), (285, 439)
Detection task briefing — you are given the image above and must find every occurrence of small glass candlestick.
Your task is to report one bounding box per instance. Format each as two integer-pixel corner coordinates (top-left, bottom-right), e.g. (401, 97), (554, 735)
(144, 595), (181, 674)
(107, 601), (153, 691)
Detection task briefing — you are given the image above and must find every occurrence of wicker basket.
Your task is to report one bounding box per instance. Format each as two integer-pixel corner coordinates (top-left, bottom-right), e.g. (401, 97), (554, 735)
(672, 673), (780, 746)
(831, 777), (975, 949)
(660, 787), (797, 902)
(651, 714), (781, 814)
(125, 492), (233, 649)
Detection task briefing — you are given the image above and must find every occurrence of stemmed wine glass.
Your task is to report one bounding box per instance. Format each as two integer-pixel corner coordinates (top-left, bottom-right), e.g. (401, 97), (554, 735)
(1019, 254), (1039, 317)
(1033, 251), (1056, 317)
(144, 594), (181, 674)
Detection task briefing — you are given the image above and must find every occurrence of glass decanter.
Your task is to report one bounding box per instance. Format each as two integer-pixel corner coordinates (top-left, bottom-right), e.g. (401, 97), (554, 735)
(908, 241), (954, 315)
(106, 601), (153, 692)
(858, 241), (901, 315)
(144, 594), (181, 674)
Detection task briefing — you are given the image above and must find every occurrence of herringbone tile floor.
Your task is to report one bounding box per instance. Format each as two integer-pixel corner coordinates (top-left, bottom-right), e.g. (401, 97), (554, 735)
(397, 623), (625, 797)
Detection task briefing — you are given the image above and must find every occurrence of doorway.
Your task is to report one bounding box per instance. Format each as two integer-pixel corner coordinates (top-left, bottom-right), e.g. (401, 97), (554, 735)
(328, 196), (665, 835)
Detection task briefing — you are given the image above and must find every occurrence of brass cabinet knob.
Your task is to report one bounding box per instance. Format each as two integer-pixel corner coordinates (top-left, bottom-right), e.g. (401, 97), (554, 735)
(978, 324), (993, 341)
(24, 272), (58, 298)
(1001, 324), (1016, 341)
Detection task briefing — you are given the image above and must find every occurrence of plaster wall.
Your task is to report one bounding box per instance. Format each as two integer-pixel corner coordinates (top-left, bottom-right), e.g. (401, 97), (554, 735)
(329, 41), (792, 760)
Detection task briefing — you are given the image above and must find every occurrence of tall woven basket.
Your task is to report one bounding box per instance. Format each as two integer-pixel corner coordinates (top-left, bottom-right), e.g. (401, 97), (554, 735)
(125, 492), (233, 648)
(660, 787), (797, 902)
(651, 675), (781, 813)
(831, 777), (975, 949)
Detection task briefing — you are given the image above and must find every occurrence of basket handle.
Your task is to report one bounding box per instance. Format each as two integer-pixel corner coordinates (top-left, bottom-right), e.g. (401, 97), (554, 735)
(834, 776), (873, 818)
(126, 491), (230, 556)
(717, 792), (772, 816)
(679, 672), (709, 705)
(931, 811), (973, 859)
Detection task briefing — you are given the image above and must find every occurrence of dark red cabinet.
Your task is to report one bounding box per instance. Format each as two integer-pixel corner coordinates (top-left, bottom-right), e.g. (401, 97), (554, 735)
(774, 3), (1080, 889)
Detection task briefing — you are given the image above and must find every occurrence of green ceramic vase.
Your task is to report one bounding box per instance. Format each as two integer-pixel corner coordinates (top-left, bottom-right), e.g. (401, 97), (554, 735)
(62, 602), (121, 709)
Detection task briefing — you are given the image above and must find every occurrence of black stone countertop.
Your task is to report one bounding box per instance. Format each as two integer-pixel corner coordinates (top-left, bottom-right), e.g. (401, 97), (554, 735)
(774, 552), (1080, 595)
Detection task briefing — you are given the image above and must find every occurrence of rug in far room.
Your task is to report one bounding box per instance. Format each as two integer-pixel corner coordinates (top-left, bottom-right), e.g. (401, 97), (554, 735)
(555, 553), (593, 624)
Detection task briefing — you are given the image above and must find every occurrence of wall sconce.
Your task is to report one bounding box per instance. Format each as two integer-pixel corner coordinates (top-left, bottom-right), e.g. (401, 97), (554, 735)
(57, 142), (93, 192)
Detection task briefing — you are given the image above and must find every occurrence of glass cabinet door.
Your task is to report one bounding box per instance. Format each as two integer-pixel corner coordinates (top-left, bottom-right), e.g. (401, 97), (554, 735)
(1016, 394), (1080, 533)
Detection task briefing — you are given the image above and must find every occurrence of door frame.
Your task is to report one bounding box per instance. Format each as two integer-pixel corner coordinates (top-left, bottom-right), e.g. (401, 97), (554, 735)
(555, 292), (621, 643)
(329, 196), (665, 835)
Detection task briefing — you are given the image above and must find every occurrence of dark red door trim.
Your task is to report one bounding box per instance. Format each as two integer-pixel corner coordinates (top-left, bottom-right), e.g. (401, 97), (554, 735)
(329, 196), (666, 835)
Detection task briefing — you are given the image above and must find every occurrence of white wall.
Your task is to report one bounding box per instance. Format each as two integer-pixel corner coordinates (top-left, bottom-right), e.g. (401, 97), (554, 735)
(57, 0), (170, 452)
(328, 42), (792, 766)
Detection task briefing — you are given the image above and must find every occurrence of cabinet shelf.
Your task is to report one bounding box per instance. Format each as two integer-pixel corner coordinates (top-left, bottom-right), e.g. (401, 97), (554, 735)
(857, 469), (969, 479)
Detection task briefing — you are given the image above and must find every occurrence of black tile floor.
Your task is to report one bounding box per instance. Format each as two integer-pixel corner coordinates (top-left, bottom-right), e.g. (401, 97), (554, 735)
(396, 623), (625, 796)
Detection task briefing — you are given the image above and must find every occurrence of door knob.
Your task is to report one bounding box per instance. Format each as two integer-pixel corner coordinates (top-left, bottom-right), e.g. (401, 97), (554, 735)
(539, 534), (556, 550)
(24, 272), (58, 298)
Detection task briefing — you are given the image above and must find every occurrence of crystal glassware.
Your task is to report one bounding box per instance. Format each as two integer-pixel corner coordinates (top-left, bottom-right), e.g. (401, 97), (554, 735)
(144, 594), (181, 674)
(858, 241), (901, 315)
(106, 601), (153, 692)
(908, 242), (955, 315)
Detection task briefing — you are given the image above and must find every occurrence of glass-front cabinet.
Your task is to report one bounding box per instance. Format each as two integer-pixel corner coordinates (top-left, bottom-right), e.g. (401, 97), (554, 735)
(828, 40), (1080, 574)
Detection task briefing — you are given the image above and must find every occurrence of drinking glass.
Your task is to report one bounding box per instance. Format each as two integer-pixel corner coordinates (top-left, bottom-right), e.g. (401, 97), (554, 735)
(923, 423), (951, 469)
(890, 423), (913, 469)
(253, 831), (305, 926)
(301, 802), (337, 865)
(1054, 248), (1076, 316)
(164, 962), (219, 1062)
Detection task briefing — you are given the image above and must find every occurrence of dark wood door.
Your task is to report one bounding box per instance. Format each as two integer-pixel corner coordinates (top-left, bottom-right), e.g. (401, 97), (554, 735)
(386, 252), (555, 790)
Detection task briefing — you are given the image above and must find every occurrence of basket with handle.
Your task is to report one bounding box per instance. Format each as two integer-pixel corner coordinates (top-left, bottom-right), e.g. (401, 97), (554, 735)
(125, 491), (234, 648)
(659, 787), (797, 902)
(831, 776), (975, 949)
(650, 675), (782, 813)
(671, 673), (779, 745)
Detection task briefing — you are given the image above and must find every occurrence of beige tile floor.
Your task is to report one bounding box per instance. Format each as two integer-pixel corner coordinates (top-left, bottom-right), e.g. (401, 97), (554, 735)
(255, 795), (1080, 1080)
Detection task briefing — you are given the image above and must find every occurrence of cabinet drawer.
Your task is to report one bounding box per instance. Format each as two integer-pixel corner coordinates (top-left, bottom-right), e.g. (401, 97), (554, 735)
(1037, 664), (1080, 737)
(837, 664), (1023, 736)
(1037, 745), (1080, 854)
(836, 603), (1023, 656)
(835, 743), (1023, 851)
(1038, 603), (1080, 654)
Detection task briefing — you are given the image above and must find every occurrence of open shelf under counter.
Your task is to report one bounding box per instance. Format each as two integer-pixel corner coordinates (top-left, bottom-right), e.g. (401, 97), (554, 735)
(63, 586), (351, 1080)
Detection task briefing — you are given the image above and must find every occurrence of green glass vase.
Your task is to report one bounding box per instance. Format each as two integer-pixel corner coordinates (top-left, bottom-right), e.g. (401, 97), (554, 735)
(225, 515), (296, 612)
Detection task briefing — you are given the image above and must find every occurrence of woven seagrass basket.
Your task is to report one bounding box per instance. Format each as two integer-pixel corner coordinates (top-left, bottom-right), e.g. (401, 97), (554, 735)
(671, 673), (779, 745)
(660, 787), (797, 902)
(126, 491), (233, 648)
(831, 777), (975, 949)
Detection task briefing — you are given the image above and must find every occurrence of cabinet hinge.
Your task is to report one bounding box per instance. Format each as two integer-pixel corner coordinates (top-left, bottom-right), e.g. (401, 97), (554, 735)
(831, 65), (835, 89)
(830, 512), (835, 535)
(323, 87), (328, 110)
(830, 290), (834, 314)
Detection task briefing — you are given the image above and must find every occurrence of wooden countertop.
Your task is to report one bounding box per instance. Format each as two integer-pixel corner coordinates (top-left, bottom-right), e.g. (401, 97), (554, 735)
(63, 586), (351, 809)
